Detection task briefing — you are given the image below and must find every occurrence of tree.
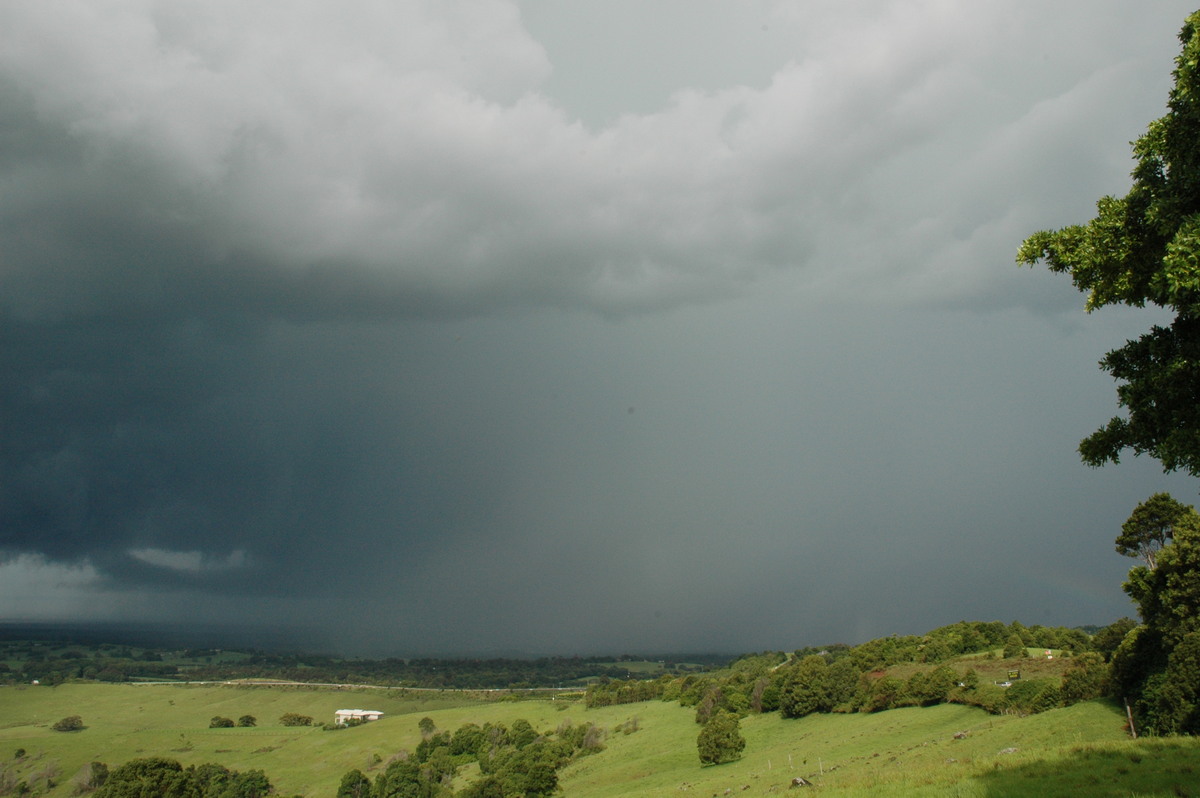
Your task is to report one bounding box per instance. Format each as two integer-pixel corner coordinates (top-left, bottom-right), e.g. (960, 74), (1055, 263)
(236, 715), (256, 728)
(1112, 507), (1200, 734)
(92, 757), (185, 797)
(91, 757), (273, 798)
(1017, 11), (1200, 476)
(1117, 493), (1198, 569)
(209, 716), (234, 728)
(449, 723), (486, 757)
(335, 769), (371, 798)
(1124, 512), (1200, 646)
(777, 655), (832, 718)
(498, 746), (558, 798)
(1060, 652), (1108, 704)
(51, 715), (84, 732)
(1093, 617), (1138, 661)
(372, 760), (425, 798)
(696, 710), (745, 765)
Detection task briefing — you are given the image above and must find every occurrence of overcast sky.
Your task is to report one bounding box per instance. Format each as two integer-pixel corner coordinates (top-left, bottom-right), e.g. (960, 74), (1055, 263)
(3, 0), (1199, 656)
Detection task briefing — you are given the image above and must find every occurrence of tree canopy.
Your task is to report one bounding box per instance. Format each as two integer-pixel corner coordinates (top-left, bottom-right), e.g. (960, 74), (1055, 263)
(1017, 11), (1200, 475)
(1113, 512), (1200, 734)
(1117, 492), (1200, 569)
(696, 710), (745, 765)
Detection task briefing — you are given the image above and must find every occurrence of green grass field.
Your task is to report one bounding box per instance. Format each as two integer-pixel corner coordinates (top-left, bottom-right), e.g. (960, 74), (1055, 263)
(2, 683), (1197, 797)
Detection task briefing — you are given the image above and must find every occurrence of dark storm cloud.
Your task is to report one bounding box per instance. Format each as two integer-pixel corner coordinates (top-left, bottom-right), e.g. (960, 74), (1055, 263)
(3, 0), (1199, 654)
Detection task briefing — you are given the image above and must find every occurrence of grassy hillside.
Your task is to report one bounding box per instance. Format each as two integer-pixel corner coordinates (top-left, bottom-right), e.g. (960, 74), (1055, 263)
(560, 699), (1200, 797)
(2, 682), (1197, 797)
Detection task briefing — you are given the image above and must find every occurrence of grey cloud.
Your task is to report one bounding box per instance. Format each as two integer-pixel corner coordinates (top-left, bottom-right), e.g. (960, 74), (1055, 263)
(3, 0), (1199, 654)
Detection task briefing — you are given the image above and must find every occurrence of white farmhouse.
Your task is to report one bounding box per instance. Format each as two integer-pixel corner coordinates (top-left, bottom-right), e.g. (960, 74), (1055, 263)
(335, 708), (384, 725)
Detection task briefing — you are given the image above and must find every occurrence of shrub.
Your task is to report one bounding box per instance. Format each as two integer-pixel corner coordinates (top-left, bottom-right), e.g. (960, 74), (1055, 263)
(279, 713), (313, 727)
(209, 717), (235, 729)
(237, 715), (256, 728)
(697, 710), (745, 765)
(1005, 679), (1062, 715)
(52, 716), (84, 732)
(336, 769), (371, 798)
(1061, 652), (1109, 704)
(1003, 635), (1027, 659)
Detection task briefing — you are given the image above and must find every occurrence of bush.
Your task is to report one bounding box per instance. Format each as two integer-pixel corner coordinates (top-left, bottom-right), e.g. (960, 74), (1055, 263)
(237, 715), (256, 728)
(336, 769), (371, 798)
(279, 713), (313, 727)
(697, 710), (745, 765)
(1135, 631), (1200, 735)
(209, 717), (235, 729)
(1005, 679), (1061, 715)
(1060, 652), (1109, 704)
(1003, 635), (1027, 659)
(52, 716), (84, 732)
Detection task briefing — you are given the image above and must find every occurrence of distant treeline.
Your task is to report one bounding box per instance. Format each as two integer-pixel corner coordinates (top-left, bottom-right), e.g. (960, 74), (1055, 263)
(0, 642), (720, 689)
(187, 655), (650, 689)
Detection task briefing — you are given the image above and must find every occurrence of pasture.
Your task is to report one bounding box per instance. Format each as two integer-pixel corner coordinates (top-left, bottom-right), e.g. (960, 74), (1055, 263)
(1, 682), (1197, 796)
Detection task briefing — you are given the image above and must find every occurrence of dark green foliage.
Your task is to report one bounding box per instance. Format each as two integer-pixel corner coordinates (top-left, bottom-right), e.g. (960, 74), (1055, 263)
(1110, 625), (1169, 701)
(51, 715), (83, 732)
(1017, 11), (1200, 476)
(509, 719), (539, 750)
(236, 715), (256, 728)
(420, 748), (457, 787)
(1092, 617), (1138, 661)
(92, 757), (185, 797)
(1135, 631), (1200, 734)
(864, 676), (906, 712)
(449, 723), (485, 756)
(774, 654), (862, 717)
(1124, 514), (1200, 646)
(417, 717), (436, 738)
(904, 665), (957, 706)
(413, 731), (450, 763)
(209, 716), (235, 728)
(1118, 493), (1198, 568)
(0, 635), (685, 690)
(583, 676), (668, 708)
(1108, 504), (1200, 734)
(1003, 634), (1026, 659)
(499, 746), (559, 797)
(1004, 680), (1062, 716)
(1060, 653), (1108, 704)
(372, 760), (427, 798)
(344, 716), (599, 797)
(335, 769), (370, 798)
(696, 710), (745, 765)
(655, 619), (1087, 725)
(693, 686), (734, 725)
(777, 655), (833, 718)
(278, 712), (313, 726)
(92, 757), (272, 798)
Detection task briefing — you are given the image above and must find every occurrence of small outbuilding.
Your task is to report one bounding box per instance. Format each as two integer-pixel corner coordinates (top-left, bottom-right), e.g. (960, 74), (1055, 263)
(335, 709), (384, 725)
